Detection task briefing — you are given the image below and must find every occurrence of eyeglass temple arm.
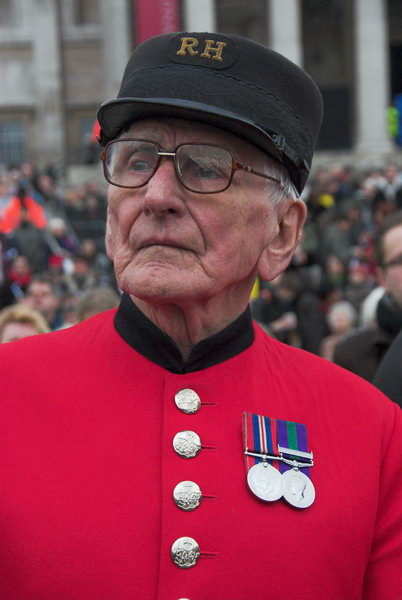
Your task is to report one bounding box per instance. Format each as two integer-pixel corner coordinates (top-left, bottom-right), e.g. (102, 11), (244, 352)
(233, 160), (281, 185)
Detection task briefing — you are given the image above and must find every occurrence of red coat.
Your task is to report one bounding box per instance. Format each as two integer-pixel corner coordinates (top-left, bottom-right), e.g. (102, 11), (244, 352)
(0, 309), (401, 599)
(0, 195), (47, 234)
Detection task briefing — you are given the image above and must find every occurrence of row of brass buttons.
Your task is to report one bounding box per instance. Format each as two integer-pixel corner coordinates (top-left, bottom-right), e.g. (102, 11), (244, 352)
(172, 389), (203, 572)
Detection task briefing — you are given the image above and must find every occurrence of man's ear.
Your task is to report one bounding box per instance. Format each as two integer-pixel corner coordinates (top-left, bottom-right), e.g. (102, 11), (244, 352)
(257, 199), (307, 281)
(105, 206), (115, 261)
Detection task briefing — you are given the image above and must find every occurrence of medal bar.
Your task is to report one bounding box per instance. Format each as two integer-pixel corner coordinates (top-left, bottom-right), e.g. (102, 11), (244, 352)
(277, 445), (313, 461)
(243, 412), (316, 509)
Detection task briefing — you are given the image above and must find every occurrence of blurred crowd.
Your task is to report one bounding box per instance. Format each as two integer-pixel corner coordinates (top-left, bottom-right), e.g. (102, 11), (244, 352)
(250, 161), (402, 394)
(1, 158), (402, 397)
(0, 160), (120, 341)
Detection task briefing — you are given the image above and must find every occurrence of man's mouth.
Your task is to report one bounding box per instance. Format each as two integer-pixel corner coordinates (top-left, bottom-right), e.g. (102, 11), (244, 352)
(140, 240), (186, 250)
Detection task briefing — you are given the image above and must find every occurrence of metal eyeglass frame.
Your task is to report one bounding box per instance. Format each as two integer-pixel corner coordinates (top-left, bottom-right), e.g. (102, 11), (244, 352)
(100, 138), (281, 194)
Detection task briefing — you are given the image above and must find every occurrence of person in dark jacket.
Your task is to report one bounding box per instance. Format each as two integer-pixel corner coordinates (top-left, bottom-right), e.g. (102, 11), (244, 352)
(334, 211), (402, 381)
(373, 327), (402, 406)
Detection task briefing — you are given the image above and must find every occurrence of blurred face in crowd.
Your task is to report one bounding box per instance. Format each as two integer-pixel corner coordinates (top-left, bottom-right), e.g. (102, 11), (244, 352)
(11, 255), (31, 276)
(20, 161), (35, 179)
(73, 257), (90, 277)
(81, 239), (97, 258)
(105, 118), (306, 305)
(378, 224), (402, 308)
(25, 281), (59, 323)
(385, 166), (397, 183)
(37, 174), (54, 194)
(0, 322), (39, 344)
(328, 305), (355, 334)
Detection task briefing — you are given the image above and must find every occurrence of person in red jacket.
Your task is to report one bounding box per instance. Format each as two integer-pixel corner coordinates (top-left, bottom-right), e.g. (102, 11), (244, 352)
(0, 32), (400, 600)
(0, 184), (47, 234)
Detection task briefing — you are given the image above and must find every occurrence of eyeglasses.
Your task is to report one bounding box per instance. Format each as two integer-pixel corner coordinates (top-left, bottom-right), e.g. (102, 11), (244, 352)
(100, 138), (281, 194)
(382, 254), (402, 269)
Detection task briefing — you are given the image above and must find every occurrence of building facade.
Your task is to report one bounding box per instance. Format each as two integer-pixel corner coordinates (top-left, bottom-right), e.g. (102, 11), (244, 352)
(0, 0), (401, 175)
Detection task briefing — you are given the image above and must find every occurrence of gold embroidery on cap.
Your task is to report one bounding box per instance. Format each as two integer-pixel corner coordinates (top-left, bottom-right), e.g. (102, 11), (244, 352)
(177, 37), (199, 56)
(200, 40), (227, 62)
(176, 37), (227, 62)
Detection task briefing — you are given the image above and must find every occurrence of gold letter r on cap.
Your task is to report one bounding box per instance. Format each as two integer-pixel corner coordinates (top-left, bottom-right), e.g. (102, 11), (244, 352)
(177, 37), (199, 56)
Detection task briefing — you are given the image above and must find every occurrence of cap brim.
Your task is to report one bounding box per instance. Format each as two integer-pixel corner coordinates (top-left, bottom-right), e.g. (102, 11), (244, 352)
(97, 97), (306, 193)
(98, 97), (283, 155)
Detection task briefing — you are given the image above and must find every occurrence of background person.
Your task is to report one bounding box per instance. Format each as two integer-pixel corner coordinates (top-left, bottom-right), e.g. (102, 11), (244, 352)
(22, 275), (64, 330)
(75, 285), (120, 322)
(319, 299), (357, 361)
(334, 211), (402, 381)
(0, 184), (47, 234)
(373, 327), (402, 406)
(0, 304), (49, 343)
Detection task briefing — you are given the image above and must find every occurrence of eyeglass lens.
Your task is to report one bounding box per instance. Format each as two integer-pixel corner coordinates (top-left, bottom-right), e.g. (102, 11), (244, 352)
(104, 140), (234, 193)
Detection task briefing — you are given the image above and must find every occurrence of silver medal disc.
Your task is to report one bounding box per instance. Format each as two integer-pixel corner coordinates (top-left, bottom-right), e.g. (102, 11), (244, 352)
(247, 462), (284, 502)
(282, 469), (315, 509)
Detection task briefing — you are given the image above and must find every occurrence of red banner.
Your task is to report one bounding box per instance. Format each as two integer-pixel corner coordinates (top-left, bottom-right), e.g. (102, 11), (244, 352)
(135, 0), (180, 45)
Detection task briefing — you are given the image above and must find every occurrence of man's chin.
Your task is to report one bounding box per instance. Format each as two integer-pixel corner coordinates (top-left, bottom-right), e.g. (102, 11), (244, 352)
(116, 269), (203, 304)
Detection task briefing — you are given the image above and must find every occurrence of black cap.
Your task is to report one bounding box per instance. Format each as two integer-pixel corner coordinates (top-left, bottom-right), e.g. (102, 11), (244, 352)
(97, 32), (323, 194)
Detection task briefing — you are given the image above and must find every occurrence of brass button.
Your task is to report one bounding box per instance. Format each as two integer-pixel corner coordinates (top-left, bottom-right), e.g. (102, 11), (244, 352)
(173, 481), (202, 511)
(174, 388), (201, 414)
(173, 431), (201, 458)
(171, 536), (200, 568)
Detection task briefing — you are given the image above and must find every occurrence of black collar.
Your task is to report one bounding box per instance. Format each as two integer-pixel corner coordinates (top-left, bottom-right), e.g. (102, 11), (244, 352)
(114, 293), (254, 373)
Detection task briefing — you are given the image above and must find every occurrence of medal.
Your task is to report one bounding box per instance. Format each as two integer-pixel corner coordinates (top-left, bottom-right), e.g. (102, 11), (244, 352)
(243, 412), (315, 508)
(243, 412), (283, 502)
(247, 461), (284, 502)
(277, 419), (315, 509)
(282, 468), (315, 508)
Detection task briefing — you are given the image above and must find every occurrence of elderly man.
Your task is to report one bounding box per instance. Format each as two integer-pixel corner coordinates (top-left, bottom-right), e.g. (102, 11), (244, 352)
(0, 32), (400, 600)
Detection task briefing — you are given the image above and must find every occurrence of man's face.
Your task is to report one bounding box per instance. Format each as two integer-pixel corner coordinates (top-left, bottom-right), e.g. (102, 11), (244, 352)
(106, 118), (302, 305)
(25, 282), (59, 319)
(378, 224), (402, 309)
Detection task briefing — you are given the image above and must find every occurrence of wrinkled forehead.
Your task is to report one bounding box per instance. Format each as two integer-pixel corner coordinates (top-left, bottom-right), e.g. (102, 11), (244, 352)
(121, 117), (269, 164)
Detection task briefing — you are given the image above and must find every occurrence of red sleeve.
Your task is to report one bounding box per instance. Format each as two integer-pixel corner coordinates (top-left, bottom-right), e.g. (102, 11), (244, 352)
(27, 197), (47, 229)
(0, 198), (19, 233)
(363, 401), (402, 599)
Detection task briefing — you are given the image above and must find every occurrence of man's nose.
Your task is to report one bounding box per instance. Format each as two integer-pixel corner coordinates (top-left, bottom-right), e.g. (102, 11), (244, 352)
(141, 158), (186, 216)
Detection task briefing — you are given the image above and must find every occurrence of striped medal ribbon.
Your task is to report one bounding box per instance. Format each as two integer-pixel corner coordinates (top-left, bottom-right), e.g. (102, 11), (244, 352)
(276, 418), (315, 508)
(242, 412), (284, 502)
(242, 412), (315, 508)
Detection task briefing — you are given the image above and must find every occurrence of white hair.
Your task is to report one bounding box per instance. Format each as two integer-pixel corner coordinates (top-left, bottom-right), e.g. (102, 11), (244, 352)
(327, 301), (357, 328)
(263, 158), (299, 204)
